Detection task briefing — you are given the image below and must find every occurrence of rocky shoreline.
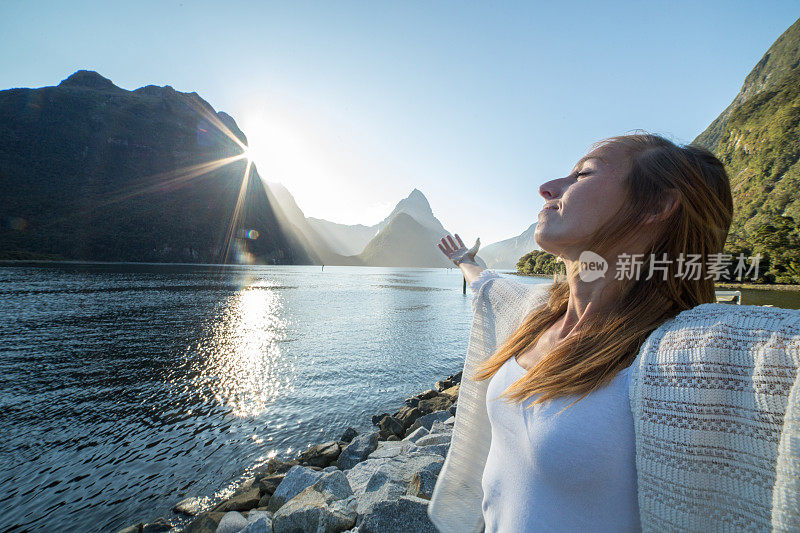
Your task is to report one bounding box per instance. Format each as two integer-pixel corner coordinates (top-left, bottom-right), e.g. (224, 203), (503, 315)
(118, 371), (462, 533)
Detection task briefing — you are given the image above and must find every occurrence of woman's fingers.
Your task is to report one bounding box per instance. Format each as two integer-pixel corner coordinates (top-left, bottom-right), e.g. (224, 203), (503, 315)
(438, 234), (472, 258)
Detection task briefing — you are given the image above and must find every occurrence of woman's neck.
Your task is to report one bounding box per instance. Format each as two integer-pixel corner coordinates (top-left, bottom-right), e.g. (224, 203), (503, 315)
(556, 268), (622, 341)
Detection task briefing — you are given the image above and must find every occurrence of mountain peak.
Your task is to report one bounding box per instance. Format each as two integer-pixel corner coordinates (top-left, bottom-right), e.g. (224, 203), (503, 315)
(59, 70), (121, 91)
(404, 188), (431, 209)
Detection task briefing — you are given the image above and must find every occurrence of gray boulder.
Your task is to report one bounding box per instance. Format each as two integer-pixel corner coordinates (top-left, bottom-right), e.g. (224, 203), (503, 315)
(313, 470), (354, 501)
(402, 426), (429, 443)
(411, 410), (452, 432)
(337, 431), (379, 470)
(359, 495), (436, 533)
(415, 433), (451, 447)
(272, 487), (357, 533)
(347, 452), (443, 516)
(416, 442), (450, 458)
(428, 420), (452, 436)
(267, 465), (326, 512)
(367, 440), (417, 459)
(408, 470), (438, 500)
(241, 510), (273, 533)
(217, 511), (249, 533)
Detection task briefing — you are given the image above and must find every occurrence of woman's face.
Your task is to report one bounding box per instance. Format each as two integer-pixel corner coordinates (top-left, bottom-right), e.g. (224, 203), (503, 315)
(534, 143), (633, 260)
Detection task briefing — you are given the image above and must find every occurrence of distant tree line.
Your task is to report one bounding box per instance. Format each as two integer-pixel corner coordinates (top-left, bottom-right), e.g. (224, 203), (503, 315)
(516, 250), (563, 276)
(724, 215), (800, 284)
(514, 217), (800, 285)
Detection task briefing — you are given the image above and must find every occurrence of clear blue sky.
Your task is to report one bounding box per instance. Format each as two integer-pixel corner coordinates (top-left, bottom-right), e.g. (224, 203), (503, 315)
(2, 1), (798, 245)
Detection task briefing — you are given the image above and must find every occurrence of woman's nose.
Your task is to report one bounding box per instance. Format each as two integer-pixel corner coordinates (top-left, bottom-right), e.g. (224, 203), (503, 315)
(539, 179), (560, 200)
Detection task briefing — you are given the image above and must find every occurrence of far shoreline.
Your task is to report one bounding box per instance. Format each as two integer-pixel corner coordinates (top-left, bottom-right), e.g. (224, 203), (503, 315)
(508, 271), (800, 291)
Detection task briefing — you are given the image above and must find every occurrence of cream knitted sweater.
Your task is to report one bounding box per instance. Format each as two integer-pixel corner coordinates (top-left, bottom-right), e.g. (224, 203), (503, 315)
(428, 270), (800, 533)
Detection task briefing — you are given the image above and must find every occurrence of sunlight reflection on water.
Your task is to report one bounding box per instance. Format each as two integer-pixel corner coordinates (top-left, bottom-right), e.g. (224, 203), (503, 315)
(195, 285), (292, 418)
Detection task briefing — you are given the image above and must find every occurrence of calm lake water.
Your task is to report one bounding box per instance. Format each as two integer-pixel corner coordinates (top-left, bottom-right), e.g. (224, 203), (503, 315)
(1, 263), (796, 532)
(0, 263), (547, 532)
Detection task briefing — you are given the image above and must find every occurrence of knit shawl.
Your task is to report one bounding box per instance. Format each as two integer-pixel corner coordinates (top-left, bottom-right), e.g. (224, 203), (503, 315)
(428, 270), (800, 532)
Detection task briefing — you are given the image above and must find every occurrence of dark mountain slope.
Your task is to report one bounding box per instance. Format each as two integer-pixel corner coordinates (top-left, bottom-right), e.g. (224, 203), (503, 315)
(0, 70), (309, 264)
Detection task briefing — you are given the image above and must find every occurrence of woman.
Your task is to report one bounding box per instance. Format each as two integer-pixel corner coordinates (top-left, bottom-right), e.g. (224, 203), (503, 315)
(429, 133), (800, 532)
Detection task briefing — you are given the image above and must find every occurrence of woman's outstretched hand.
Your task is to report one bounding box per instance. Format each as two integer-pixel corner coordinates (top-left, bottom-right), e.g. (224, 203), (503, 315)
(438, 233), (480, 266)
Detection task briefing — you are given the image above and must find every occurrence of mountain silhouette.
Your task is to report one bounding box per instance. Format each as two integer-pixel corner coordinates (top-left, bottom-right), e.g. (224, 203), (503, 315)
(0, 70), (309, 264)
(478, 223), (538, 269)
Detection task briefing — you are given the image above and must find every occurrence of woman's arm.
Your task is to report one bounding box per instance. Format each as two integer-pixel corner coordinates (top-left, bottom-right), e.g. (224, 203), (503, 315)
(437, 233), (485, 285)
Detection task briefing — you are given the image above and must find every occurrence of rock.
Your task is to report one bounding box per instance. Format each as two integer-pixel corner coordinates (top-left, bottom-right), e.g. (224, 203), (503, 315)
(449, 403), (457, 416)
(312, 470), (354, 501)
(386, 435), (399, 441)
(185, 512), (225, 533)
(408, 410), (451, 433)
(393, 406), (423, 430)
(377, 415), (404, 438)
(359, 495), (436, 533)
(403, 397), (420, 408)
(429, 420), (452, 436)
(368, 440), (417, 459)
(403, 426), (429, 443)
(443, 416), (455, 426)
(418, 389), (439, 400)
(440, 383), (460, 399)
(116, 525), (142, 533)
(417, 396), (454, 414)
(215, 488), (261, 512)
(142, 518), (172, 532)
(264, 458), (300, 475)
(216, 511), (249, 533)
(337, 431), (379, 470)
(414, 433), (451, 447)
(407, 470), (438, 500)
(347, 451), (443, 516)
(267, 465), (326, 512)
(416, 442), (449, 458)
(340, 427), (358, 443)
(298, 440), (342, 468)
(174, 496), (204, 516)
(272, 486), (357, 533)
(434, 378), (456, 392)
(256, 473), (285, 496)
(241, 510), (273, 533)
(371, 413), (389, 425)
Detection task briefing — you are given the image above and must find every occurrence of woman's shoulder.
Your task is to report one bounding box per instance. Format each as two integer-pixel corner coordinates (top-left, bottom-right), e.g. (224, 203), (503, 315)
(664, 302), (800, 332)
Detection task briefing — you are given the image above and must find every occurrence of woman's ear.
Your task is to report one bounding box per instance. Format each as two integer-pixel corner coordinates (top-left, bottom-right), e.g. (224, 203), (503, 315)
(643, 189), (680, 225)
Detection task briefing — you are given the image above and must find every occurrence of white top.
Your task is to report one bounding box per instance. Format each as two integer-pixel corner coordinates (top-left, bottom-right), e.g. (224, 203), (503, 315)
(428, 269), (800, 533)
(481, 354), (640, 532)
